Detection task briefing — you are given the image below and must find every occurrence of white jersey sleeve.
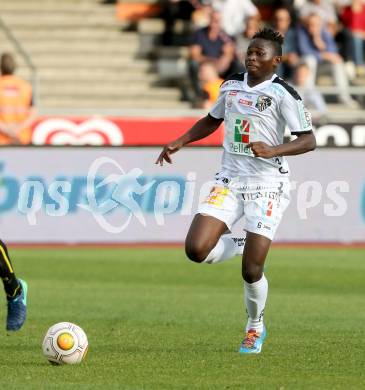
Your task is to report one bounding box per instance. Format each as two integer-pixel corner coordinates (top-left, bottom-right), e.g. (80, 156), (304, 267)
(278, 83), (313, 135)
(209, 88), (226, 120)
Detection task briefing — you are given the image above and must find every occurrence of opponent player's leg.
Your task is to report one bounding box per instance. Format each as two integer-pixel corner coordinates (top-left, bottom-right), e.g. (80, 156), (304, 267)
(185, 214), (244, 264)
(239, 232), (271, 353)
(0, 240), (28, 331)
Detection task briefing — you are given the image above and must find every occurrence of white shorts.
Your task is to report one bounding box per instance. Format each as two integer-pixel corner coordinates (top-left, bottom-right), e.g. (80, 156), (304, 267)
(197, 180), (290, 241)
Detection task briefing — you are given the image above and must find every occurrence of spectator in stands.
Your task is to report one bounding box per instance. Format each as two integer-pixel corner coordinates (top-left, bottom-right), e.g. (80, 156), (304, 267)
(236, 17), (261, 63)
(298, 0), (355, 70)
(298, 0), (337, 35)
(196, 60), (224, 108)
(297, 13), (358, 107)
(189, 9), (240, 100)
(161, 0), (206, 46)
(211, 0), (259, 38)
(340, 0), (365, 77)
(0, 53), (36, 145)
(272, 7), (300, 80)
(272, 0), (298, 24)
(293, 62), (327, 117)
(190, 2), (213, 29)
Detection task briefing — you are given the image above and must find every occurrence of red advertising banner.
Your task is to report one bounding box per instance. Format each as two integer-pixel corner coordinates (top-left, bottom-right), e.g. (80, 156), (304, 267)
(30, 115), (365, 147)
(31, 116), (224, 146)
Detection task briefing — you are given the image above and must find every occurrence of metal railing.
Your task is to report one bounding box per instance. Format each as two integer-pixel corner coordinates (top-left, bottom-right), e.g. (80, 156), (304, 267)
(0, 16), (38, 106)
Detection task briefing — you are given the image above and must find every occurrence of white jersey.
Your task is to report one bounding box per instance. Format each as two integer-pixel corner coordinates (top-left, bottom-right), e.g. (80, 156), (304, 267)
(209, 72), (312, 184)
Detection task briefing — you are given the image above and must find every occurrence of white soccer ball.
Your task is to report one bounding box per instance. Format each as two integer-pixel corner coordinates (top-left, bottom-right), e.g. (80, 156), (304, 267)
(42, 322), (88, 365)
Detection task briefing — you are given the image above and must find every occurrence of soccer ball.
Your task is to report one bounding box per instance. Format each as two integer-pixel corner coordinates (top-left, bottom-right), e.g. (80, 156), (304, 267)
(42, 322), (88, 365)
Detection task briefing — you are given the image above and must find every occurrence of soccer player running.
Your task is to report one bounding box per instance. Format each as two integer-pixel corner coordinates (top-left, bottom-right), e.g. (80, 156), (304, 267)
(156, 28), (316, 354)
(0, 241), (27, 331)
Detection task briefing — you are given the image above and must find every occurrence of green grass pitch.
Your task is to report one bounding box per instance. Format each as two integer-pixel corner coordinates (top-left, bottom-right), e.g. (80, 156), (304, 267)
(0, 247), (364, 389)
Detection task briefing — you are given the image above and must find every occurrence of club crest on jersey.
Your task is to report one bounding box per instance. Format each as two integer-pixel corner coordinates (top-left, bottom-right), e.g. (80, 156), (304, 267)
(255, 95), (272, 112)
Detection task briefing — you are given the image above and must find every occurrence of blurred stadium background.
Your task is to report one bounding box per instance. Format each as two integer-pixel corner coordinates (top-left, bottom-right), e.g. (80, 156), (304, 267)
(0, 1), (364, 388)
(0, 0), (364, 244)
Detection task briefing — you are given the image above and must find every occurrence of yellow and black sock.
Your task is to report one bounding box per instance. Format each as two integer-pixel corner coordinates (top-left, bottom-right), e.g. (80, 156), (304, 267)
(0, 240), (21, 299)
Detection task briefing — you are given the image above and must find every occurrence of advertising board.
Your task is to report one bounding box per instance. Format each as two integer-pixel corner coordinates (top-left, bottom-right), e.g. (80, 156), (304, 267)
(0, 148), (363, 243)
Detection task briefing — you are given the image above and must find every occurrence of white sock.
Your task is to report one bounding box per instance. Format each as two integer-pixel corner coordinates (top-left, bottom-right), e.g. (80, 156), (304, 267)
(203, 236), (245, 264)
(244, 274), (268, 333)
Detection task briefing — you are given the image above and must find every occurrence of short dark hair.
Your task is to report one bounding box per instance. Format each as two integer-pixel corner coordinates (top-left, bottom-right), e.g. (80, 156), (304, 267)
(1, 53), (16, 75)
(252, 28), (284, 56)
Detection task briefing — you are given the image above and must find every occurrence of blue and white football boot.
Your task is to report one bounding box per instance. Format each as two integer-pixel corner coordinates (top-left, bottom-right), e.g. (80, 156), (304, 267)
(239, 327), (267, 354)
(7, 279), (28, 331)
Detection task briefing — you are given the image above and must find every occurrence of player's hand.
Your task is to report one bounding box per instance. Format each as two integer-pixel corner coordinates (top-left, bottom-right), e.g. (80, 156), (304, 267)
(155, 140), (184, 166)
(247, 142), (276, 159)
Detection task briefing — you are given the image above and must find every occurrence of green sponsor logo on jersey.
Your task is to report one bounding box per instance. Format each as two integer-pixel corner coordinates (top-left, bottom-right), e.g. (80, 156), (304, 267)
(234, 118), (250, 143)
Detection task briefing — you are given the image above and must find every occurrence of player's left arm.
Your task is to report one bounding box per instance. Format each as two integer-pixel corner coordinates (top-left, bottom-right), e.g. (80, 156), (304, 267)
(249, 88), (316, 158)
(248, 132), (316, 158)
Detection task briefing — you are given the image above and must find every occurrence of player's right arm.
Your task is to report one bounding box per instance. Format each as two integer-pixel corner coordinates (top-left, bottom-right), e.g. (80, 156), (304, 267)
(156, 80), (227, 166)
(155, 114), (223, 166)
